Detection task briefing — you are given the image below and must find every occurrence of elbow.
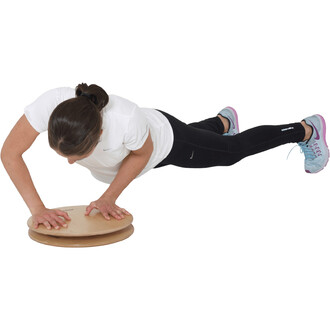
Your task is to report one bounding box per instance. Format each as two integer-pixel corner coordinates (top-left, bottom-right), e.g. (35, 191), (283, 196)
(1, 143), (20, 168)
(1, 146), (11, 169)
(0, 143), (7, 166)
(1, 136), (12, 165)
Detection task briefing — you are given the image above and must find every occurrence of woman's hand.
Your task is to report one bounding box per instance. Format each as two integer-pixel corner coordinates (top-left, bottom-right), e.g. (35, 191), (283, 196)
(32, 207), (71, 230)
(85, 196), (131, 220)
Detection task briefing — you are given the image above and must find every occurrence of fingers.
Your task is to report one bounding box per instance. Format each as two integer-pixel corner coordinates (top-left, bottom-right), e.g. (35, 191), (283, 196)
(93, 206), (129, 220)
(43, 221), (52, 230)
(104, 208), (128, 221)
(101, 210), (111, 220)
(121, 208), (131, 216)
(85, 200), (131, 221)
(48, 218), (60, 230)
(46, 213), (68, 229)
(55, 210), (71, 221)
(33, 218), (52, 230)
(33, 210), (70, 230)
(51, 216), (68, 229)
(85, 203), (95, 216)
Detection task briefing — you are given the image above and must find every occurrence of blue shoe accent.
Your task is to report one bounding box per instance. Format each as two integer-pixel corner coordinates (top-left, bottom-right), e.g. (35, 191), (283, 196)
(218, 107), (240, 136)
(298, 141), (316, 160)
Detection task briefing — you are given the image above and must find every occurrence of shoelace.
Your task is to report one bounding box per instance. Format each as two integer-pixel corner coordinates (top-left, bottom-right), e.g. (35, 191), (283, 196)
(287, 141), (320, 160)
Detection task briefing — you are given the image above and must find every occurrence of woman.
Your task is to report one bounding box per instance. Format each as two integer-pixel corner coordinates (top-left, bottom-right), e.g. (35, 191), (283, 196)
(1, 83), (328, 230)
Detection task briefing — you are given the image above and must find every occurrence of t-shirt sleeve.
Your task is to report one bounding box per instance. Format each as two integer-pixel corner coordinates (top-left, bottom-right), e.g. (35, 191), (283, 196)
(124, 107), (150, 151)
(24, 87), (75, 133)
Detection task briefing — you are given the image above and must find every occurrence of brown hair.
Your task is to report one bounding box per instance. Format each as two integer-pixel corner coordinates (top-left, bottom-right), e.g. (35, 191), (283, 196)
(48, 83), (109, 156)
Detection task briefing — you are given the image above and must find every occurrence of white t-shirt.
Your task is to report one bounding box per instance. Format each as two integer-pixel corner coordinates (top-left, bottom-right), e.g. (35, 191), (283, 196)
(24, 87), (174, 184)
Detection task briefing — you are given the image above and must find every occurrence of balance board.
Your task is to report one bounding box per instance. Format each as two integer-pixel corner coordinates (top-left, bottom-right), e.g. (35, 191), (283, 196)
(27, 205), (134, 247)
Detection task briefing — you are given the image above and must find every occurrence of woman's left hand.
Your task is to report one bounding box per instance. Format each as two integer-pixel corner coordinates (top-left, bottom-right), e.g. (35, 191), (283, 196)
(85, 196), (131, 220)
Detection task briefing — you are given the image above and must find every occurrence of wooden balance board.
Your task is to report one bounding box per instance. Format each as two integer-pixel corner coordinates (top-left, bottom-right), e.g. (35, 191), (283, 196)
(27, 205), (134, 248)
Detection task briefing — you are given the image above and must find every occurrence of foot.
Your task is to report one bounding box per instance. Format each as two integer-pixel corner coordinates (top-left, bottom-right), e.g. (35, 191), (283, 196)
(218, 107), (240, 135)
(298, 114), (329, 173)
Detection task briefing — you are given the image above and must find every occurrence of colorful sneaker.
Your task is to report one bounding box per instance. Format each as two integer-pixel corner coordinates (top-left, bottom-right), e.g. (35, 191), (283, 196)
(298, 114), (329, 173)
(218, 107), (240, 135)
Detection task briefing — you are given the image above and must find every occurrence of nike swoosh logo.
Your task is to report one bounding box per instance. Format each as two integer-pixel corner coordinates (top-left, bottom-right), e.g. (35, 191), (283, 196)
(310, 122), (320, 140)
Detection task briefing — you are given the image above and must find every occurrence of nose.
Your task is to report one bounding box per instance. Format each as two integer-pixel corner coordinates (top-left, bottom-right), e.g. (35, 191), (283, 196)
(68, 159), (75, 164)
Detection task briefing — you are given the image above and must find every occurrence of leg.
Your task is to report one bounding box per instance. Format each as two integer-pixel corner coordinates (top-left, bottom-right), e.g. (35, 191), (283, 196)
(301, 120), (313, 141)
(155, 110), (305, 168)
(188, 116), (228, 134)
(188, 107), (236, 135)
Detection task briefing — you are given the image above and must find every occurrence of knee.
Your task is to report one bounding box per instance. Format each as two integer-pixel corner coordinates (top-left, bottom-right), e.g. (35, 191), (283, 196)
(227, 135), (247, 154)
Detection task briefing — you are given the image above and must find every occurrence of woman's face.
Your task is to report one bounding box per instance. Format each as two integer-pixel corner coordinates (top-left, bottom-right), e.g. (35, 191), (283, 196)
(54, 130), (103, 164)
(56, 147), (96, 164)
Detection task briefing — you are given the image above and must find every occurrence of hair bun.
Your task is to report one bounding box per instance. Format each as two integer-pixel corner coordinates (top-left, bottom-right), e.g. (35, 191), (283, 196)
(75, 83), (109, 111)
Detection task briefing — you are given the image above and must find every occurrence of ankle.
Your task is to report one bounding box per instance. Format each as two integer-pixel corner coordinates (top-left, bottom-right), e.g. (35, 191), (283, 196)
(218, 115), (230, 133)
(301, 120), (313, 142)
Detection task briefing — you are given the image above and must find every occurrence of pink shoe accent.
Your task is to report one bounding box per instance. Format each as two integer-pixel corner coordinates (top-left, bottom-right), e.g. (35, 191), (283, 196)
(315, 114), (329, 172)
(316, 114), (328, 148)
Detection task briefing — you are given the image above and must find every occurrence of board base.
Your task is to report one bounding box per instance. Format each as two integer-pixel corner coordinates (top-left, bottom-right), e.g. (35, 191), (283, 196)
(28, 225), (134, 248)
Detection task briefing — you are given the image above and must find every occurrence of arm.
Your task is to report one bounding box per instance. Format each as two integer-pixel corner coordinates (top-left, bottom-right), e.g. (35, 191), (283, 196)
(85, 131), (154, 220)
(1, 115), (70, 229)
(1, 115), (44, 213)
(105, 130), (154, 201)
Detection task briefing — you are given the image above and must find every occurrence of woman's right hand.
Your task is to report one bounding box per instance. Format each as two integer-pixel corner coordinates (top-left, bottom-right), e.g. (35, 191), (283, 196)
(32, 207), (71, 230)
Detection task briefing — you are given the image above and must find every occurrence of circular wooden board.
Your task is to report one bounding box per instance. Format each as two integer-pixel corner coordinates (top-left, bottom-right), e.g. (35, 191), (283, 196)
(28, 225), (134, 248)
(27, 205), (133, 237)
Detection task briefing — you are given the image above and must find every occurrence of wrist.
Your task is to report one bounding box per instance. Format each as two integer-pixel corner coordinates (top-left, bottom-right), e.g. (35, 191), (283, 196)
(30, 204), (46, 215)
(102, 189), (118, 202)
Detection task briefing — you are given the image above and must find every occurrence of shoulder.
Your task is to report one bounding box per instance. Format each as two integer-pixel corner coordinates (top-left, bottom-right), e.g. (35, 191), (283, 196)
(27, 87), (75, 105)
(102, 95), (148, 141)
(103, 95), (148, 129)
(24, 87), (76, 114)
(24, 87), (76, 133)
(105, 94), (138, 117)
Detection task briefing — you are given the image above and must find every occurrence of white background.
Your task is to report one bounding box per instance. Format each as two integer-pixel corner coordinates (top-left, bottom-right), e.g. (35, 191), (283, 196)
(0, 1), (329, 329)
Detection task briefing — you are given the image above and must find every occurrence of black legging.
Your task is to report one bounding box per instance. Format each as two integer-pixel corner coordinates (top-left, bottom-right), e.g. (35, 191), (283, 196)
(154, 110), (305, 168)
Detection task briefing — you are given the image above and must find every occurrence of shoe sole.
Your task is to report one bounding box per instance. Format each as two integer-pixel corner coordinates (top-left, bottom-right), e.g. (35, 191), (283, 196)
(317, 114), (328, 148)
(306, 114), (329, 173)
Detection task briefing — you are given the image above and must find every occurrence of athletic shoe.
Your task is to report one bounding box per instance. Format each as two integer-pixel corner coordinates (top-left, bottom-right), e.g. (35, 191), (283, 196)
(218, 107), (240, 135)
(298, 114), (329, 173)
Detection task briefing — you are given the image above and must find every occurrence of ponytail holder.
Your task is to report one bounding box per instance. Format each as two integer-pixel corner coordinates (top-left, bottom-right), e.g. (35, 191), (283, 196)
(80, 92), (91, 99)
(80, 91), (96, 106)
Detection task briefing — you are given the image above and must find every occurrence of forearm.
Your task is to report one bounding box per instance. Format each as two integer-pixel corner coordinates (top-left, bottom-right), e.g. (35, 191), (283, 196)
(2, 155), (45, 214)
(103, 151), (151, 201)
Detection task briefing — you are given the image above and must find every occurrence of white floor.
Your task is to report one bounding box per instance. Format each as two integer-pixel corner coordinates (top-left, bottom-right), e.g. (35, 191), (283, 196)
(1, 1), (329, 329)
